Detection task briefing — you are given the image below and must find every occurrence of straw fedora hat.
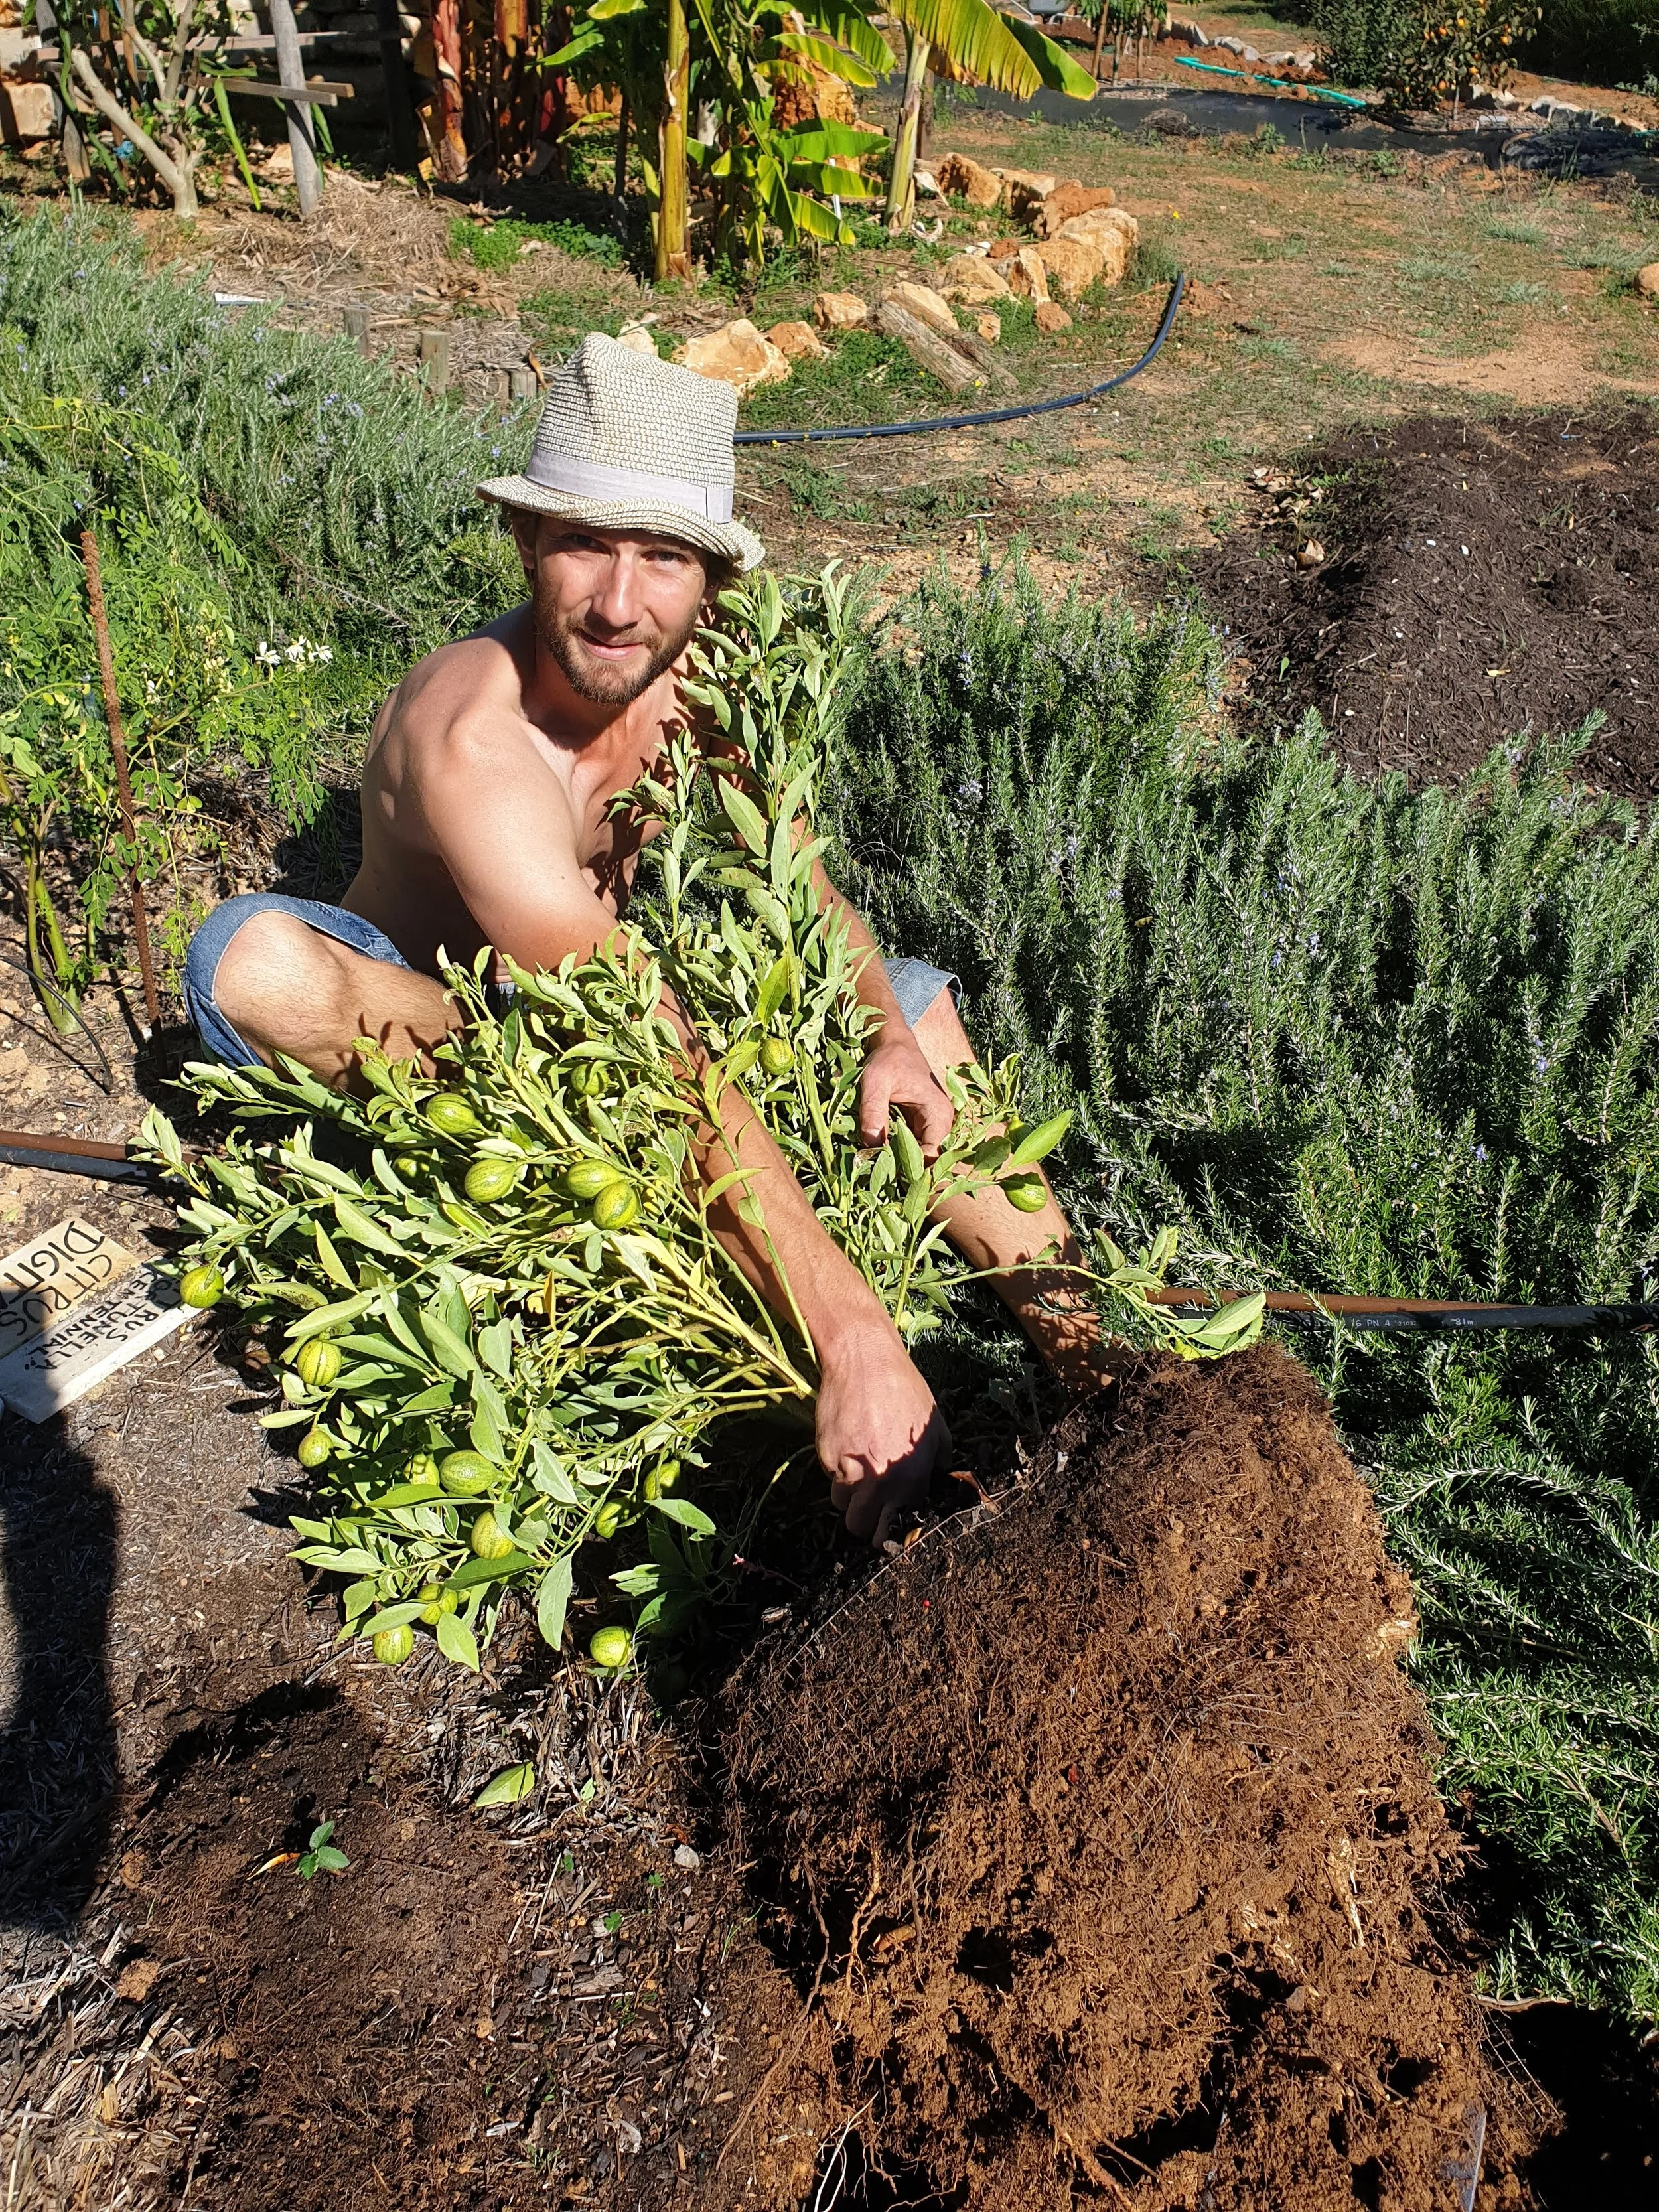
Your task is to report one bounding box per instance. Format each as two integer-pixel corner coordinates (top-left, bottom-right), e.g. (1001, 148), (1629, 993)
(476, 331), (765, 573)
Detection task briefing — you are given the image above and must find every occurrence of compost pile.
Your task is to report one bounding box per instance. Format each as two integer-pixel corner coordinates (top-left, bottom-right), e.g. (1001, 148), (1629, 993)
(1196, 409), (1659, 801)
(719, 1348), (1530, 2210)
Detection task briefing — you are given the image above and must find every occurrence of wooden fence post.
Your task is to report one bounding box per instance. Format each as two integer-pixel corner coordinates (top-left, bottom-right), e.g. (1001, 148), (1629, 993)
(269, 0), (323, 218)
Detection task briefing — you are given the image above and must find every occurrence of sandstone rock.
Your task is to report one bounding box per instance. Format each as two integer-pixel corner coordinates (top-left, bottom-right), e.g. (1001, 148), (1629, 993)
(1637, 263), (1659, 300)
(0, 77), (52, 140)
(934, 151), (1002, 209)
(1036, 181), (1116, 238)
(813, 289), (869, 332)
(994, 165), (1058, 222)
(614, 327), (658, 356)
(975, 312), (1002, 344)
(1003, 246), (1050, 304)
(1036, 234), (1106, 298)
(937, 253), (1011, 305)
(1055, 206), (1137, 287)
(1058, 204), (1140, 247)
(881, 281), (960, 341)
(674, 318), (790, 396)
(1035, 300), (1072, 334)
(766, 318), (830, 360)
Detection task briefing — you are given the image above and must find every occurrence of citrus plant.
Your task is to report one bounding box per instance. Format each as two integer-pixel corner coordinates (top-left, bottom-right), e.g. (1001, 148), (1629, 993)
(145, 570), (1248, 1675)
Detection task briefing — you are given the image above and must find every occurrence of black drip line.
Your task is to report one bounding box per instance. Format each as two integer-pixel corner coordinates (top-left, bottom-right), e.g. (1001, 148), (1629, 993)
(732, 273), (1186, 446)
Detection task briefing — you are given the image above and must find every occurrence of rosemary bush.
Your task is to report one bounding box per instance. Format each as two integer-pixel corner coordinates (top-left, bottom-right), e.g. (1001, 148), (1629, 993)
(826, 563), (1659, 2024)
(0, 208), (525, 995)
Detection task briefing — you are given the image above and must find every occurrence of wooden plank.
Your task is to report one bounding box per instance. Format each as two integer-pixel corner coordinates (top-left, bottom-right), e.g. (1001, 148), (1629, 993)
(0, 1266), (198, 1422)
(0, 1215), (138, 1365)
(873, 300), (986, 397)
(228, 80), (354, 105)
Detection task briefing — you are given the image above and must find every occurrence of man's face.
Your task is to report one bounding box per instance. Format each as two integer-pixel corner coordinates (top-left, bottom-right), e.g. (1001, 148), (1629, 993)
(516, 518), (711, 707)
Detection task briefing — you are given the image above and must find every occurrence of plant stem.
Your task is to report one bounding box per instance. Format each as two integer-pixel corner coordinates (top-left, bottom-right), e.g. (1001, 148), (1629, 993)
(884, 27), (930, 232)
(80, 528), (161, 1034)
(657, 0), (691, 280)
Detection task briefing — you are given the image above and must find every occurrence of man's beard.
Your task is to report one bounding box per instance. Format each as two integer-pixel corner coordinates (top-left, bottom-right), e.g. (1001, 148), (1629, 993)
(537, 579), (702, 707)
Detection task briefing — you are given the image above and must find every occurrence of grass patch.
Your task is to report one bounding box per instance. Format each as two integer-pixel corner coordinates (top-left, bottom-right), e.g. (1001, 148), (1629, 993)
(739, 327), (941, 435)
(448, 214), (626, 272)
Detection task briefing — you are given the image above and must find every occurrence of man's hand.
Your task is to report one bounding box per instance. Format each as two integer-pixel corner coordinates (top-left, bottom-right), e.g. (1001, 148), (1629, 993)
(816, 1321), (950, 1543)
(859, 1029), (955, 1156)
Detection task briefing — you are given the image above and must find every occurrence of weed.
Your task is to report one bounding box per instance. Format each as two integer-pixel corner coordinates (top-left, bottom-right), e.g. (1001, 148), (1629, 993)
(1487, 214), (1548, 246)
(297, 1820), (349, 1880)
(449, 215), (625, 271)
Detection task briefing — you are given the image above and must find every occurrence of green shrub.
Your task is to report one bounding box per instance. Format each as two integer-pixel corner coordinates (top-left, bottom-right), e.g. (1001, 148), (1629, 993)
(0, 207), (526, 997)
(824, 562), (1659, 2024)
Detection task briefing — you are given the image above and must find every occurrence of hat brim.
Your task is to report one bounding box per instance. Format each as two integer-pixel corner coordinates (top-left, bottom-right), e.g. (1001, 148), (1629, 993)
(476, 477), (765, 573)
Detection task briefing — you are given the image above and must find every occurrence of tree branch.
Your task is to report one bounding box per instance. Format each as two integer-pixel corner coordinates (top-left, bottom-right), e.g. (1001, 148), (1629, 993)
(118, 0), (167, 98)
(68, 44), (197, 214)
(162, 0), (199, 110)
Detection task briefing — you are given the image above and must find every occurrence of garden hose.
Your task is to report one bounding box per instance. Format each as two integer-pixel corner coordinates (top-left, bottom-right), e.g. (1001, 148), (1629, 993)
(732, 273), (1186, 447)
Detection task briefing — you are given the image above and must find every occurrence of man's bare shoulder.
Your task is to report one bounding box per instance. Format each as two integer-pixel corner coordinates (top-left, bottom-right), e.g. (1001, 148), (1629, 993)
(382, 606), (534, 749)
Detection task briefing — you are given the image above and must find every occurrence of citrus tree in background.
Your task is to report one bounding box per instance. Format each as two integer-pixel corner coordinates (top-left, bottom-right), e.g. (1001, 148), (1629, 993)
(881, 0), (1097, 230)
(1313, 0), (1542, 105)
(46, 0), (263, 217)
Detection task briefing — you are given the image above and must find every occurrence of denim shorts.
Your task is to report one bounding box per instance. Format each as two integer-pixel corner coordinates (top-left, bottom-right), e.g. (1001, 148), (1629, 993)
(184, 893), (959, 1068)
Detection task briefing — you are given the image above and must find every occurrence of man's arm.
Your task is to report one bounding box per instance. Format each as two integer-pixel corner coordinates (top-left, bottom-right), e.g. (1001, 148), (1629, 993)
(421, 724), (946, 1534)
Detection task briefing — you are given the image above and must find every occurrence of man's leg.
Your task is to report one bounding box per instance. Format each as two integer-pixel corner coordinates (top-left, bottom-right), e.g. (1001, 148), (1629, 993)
(196, 906), (460, 1084)
(910, 987), (1108, 1387)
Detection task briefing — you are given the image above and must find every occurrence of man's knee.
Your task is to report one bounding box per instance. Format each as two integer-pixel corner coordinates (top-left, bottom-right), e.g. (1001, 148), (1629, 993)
(212, 909), (352, 1031)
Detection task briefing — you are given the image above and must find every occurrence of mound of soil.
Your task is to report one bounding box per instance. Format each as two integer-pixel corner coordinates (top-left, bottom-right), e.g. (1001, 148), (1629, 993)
(718, 1349), (1532, 2209)
(1195, 411), (1659, 804)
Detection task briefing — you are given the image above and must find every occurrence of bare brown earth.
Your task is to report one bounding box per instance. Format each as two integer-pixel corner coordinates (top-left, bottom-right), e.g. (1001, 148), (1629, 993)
(1195, 407), (1659, 800)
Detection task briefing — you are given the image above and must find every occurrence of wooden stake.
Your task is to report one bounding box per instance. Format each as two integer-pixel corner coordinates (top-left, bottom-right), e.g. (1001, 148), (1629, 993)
(268, 0), (323, 217)
(79, 529), (161, 1037)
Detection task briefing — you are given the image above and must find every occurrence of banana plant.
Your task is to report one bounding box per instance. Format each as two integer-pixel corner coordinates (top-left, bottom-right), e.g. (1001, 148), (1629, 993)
(880, 0), (1098, 230)
(548, 0), (889, 268)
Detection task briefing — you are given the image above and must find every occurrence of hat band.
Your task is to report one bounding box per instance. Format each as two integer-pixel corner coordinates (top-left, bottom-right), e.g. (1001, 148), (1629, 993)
(522, 451), (734, 525)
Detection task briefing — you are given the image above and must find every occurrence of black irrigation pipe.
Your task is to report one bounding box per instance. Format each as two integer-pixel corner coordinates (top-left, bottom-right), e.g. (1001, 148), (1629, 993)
(731, 273), (1186, 447)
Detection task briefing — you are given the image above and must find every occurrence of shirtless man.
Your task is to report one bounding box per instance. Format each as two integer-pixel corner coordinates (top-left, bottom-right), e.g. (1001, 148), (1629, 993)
(183, 334), (1098, 1538)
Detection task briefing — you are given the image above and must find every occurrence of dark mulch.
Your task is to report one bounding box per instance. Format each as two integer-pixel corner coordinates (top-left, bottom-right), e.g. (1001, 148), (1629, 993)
(1192, 408), (1659, 803)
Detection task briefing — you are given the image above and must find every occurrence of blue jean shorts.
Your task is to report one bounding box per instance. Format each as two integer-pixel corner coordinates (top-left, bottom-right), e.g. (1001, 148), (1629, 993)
(183, 893), (959, 1068)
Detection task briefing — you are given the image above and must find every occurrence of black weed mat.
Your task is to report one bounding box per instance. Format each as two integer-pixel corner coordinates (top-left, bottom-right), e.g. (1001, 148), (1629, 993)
(1193, 407), (1659, 802)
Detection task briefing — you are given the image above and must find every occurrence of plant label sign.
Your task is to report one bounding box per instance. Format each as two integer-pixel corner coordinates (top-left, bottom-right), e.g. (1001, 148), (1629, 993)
(0, 1213), (139, 1361)
(0, 1265), (198, 1424)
